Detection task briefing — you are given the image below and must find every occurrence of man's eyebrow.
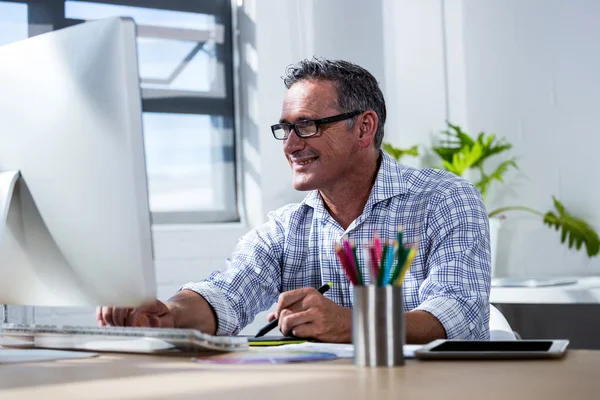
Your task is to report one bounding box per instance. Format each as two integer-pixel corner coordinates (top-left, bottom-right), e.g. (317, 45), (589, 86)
(279, 115), (318, 124)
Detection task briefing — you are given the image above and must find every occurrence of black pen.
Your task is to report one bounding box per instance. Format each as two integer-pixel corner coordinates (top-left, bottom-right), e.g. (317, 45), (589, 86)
(254, 282), (332, 338)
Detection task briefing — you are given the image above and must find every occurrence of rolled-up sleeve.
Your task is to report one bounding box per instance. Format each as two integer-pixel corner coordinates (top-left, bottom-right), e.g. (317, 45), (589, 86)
(180, 213), (284, 336)
(415, 181), (492, 340)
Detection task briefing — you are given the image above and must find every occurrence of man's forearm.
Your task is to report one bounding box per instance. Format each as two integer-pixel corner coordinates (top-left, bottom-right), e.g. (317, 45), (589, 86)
(405, 310), (446, 344)
(166, 289), (218, 335)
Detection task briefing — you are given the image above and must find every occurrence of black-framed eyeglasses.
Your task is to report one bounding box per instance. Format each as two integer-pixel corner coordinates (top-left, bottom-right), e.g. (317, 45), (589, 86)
(271, 110), (364, 140)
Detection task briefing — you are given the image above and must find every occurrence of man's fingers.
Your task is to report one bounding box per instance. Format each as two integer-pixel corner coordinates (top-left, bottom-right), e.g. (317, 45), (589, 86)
(148, 316), (161, 328)
(100, 306), (114, 326)
(95, 307), (103, 326)
(111, 308), (131, 326)
(291, 322), (317, 339)
(98, 307), (132, 326)
(280, 309), (314, 337)
(126, 310), (150, 327)
(275, 288), (317, 317)
(277, 308), (292, 334)
(267, 312), (277, 322)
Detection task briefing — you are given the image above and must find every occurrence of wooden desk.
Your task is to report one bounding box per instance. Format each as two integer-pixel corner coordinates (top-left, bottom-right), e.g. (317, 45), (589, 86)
(1, 350), (599, 399)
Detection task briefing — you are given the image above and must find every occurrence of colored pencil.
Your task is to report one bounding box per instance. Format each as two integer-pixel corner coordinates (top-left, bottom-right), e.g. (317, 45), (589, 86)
(368, 243), (379, 284)
(389, 244), (408, 284)
(351, 240), (363, 285)
(389, 230), (408, 284)
(396, 247), (417, 285)
(396, 226), (404, 256)
(335, 242), (357, 285)
(374, 231), (382, 262)
(342, 237), (356, 274)
(376, 243), (389, 286)
(384, 240), (396, 282)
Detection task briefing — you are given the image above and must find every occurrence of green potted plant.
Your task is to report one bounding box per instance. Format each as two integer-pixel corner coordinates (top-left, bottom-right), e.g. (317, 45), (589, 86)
(383, 122), (600, 276)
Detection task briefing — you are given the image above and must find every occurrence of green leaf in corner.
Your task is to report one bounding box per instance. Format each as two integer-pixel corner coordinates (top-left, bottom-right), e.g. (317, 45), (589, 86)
(543, 196), (600, 257)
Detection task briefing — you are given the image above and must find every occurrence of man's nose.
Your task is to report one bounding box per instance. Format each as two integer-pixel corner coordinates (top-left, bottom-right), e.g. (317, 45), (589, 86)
(283, 128), (304, 153)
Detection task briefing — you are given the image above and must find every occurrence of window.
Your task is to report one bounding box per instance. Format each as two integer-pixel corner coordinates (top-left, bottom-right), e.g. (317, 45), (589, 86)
(0, 0), (238, 223)
(0, 1), (27, 46)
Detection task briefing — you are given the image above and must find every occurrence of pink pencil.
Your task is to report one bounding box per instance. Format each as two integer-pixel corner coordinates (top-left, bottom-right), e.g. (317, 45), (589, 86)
(335, 242), (358, 285)
(374, 231), (382, 262)
(342, 238), (359, 283)
(368, 244), (379, 284)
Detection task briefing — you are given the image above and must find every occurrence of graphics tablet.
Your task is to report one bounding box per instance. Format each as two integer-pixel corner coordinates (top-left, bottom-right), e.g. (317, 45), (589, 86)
(415, 339), (569, 360)
(246, 336), (309, 346)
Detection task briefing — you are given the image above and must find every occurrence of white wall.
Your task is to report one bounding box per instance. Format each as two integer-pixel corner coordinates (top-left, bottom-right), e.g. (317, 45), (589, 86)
(381, 0), (449, 166)
(459, 0), (600, 277)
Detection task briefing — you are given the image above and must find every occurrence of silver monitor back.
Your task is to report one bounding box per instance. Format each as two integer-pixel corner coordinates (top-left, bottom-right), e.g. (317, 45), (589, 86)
(0, 17), (156, 307)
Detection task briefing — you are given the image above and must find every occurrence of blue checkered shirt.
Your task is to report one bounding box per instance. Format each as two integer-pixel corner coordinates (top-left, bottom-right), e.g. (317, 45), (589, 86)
(182, 151), (491, 340)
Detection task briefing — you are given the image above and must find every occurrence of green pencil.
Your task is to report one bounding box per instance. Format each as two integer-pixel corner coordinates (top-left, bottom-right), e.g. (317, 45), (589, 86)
(377, 243), (389, 286)
(351, 241), (363, 285)
(389, 245), (408, 284)
(389, 227), (406, 284)
(397, 226), (404, 251)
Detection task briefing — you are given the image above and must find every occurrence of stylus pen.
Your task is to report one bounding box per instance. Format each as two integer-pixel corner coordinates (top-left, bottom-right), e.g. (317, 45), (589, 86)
(254, 282), (332, 338)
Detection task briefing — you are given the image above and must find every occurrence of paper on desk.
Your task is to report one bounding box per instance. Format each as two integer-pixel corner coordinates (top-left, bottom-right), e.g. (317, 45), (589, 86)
(0, 349), (98, 364)
(261, 342), (422, 359)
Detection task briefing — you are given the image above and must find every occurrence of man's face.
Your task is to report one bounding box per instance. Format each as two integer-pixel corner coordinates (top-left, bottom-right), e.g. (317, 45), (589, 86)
(279, 80), (358, 191)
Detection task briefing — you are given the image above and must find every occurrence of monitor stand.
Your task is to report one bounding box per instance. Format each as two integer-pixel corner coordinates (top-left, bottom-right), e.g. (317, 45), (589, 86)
(0, 171), (35, 324)
(0, 170), (25, 277)
(0, 170), (93, 307)
(0, 170), (21, 239)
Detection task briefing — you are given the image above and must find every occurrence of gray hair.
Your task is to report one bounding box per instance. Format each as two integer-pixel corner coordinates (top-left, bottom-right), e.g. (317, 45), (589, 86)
(282, 57), (387, 149)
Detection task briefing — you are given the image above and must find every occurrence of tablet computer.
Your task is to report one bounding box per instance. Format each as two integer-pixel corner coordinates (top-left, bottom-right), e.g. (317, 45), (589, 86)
(415, 339), (569, 360)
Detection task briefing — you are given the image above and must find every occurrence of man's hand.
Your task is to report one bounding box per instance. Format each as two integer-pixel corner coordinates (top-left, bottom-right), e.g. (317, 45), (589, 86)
(96, 299), (174, 328)
(96, 290), (217, 334)
(267, 288), (352, 343)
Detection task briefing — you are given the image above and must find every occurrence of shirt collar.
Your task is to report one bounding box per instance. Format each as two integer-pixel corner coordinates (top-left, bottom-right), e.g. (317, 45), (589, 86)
(301, 151), (409, 212)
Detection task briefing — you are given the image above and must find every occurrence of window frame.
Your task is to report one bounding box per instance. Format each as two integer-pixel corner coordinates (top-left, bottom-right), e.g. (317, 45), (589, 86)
(0, 0), (241, 224)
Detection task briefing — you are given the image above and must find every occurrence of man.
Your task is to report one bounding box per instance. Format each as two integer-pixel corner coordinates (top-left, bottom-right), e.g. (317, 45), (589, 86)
(98, 58), (491, 343)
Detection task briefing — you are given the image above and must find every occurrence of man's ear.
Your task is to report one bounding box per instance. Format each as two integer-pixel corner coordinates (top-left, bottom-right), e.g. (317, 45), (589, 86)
(357, 111), (378, 148)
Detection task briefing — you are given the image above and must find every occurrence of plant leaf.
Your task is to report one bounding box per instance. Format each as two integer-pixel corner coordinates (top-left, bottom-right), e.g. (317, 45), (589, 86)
(382, 143), (419, 161)
(543, 196), (600, 257)
(443, 142), (483, 176)
(446, 121), (475, 147)
(435, 122), (485, 164)
(471, 132), (513, 169)
(474, 158), (518, 199)
(432, 146), (460, 163)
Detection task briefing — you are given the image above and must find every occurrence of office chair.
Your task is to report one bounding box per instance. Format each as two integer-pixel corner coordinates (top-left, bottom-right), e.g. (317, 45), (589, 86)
(489, 304), (519, 340)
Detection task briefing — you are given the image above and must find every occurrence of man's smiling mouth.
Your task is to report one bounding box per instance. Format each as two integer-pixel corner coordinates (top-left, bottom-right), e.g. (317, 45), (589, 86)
(292, 157), (318, 166)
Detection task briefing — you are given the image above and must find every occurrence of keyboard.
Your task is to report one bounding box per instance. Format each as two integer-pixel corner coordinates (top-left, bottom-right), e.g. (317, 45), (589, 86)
(0, 323), (248, 354)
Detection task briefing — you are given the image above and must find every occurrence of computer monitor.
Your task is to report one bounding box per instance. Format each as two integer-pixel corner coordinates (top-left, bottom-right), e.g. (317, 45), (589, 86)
(0, 17), (156, 307)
